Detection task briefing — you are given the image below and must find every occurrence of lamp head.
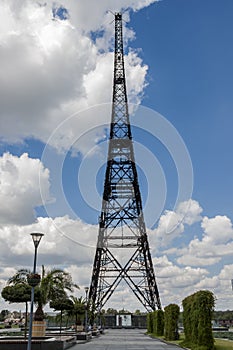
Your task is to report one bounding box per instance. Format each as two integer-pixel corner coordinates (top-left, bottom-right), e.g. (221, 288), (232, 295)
(31, 232), (44, 248)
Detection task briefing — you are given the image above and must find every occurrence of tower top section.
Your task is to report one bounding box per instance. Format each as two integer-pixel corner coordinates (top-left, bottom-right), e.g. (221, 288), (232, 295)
(115, 12), (122, 20)
(110, 10), (131, 140)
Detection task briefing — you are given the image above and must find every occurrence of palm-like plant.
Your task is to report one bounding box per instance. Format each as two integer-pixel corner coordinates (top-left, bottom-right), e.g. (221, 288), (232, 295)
(35, 266), (78, 320)
(7, 266), (79, 321)
(68, 296), (86, 327)
(8, 268), (31, 285)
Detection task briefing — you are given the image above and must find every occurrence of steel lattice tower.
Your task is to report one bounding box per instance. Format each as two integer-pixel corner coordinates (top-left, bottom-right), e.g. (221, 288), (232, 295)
(89, 13), (161, 313)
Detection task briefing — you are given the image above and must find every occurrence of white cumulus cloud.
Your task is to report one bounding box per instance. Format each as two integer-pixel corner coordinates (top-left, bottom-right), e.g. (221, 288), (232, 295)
(151, 199), (203, 247)
(176, 215), (233, 267)
(201, 215), (233, 245)
(0, 0), (152, 153)
(0, 153), (51, 225)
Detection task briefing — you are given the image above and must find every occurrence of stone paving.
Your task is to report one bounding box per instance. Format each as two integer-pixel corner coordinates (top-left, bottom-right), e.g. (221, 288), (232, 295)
(72, 329), (183, 350)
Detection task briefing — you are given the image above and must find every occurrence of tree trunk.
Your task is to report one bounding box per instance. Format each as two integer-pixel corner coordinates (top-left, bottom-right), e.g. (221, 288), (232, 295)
(66, 315), (69, 328)
(60, 310), (62, 335)
(75, 314), (78, 332)
(34, 305), (44, 321)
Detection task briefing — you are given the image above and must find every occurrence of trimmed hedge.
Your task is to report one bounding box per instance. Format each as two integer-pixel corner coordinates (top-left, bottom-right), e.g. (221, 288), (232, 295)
(153, 310), (164, 336)
(182, 290), (215, 350)
(147, 310), (164, 336)
(147, 312), (153, 334)
(213, 332), (233, 340)
(164, 304), (179, 340)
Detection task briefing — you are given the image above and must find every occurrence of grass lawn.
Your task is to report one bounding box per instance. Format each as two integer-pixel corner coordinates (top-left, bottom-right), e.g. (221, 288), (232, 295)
(164, 334), (185, 346)
(169, 338), (233, 350)
(214, 338), (233, 350)
(149, 334), (233, 349)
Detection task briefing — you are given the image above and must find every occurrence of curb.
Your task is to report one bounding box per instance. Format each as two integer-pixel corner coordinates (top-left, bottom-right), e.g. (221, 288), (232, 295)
(147, 334), (190, 349)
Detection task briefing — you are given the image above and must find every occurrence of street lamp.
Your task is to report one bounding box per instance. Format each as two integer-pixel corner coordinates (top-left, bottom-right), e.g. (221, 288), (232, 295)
(27, 233), (44, 350)
(84, 287), (89, 333)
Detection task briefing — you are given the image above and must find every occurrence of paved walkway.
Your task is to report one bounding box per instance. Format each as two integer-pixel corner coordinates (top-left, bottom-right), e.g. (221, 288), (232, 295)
(72, 329), (182, 350)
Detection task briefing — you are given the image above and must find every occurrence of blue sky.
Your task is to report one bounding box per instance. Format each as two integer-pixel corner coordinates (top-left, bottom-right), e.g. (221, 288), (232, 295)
(131, 0), (233, 218)
(0, 0), (232, 311)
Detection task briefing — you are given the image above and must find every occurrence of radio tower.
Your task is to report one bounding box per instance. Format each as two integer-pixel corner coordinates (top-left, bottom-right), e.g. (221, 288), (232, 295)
(89, 13), (161, 313)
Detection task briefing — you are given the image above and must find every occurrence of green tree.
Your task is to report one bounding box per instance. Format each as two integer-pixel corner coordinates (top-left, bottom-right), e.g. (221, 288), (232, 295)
(118, 309), (130, 314)
(106, 308), (118, 315)
(68, 296), (86, 327)
(6, 266), (78, 321)
(134, 309), (141, 315)
(0, 310), (9, 322)
(50, 297), (73, 334)
(1, 269), (32, 338)
(213, 310), (233, 321)
(35, 266), (78, 321)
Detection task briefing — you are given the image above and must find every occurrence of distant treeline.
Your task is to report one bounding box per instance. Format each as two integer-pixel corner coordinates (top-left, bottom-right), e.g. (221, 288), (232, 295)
(178, 310), (233, 322)
(213, 310), (233, 320)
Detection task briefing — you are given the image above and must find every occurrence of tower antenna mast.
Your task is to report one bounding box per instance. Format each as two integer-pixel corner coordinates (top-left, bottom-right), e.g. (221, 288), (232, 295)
(89, 12), (161, 314)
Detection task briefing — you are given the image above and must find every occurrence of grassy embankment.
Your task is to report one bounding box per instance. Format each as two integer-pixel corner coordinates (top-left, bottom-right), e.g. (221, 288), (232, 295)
(150, 333), (233, 350)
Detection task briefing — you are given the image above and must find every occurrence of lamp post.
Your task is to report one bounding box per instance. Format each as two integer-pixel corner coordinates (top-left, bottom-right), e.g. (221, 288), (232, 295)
(84, 287), (89, 333)
(27, 233), (44, 350)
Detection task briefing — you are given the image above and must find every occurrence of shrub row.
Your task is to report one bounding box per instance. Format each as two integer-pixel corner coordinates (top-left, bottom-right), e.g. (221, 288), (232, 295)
(213, 332), (233, 341)
(147, 289), (215, 350)
(147, 306), (179, 340)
